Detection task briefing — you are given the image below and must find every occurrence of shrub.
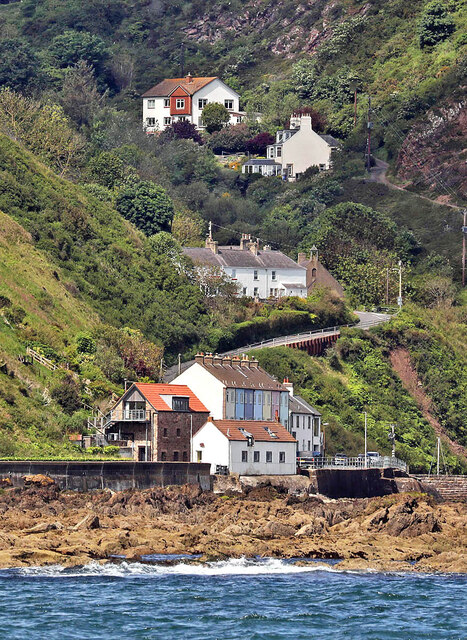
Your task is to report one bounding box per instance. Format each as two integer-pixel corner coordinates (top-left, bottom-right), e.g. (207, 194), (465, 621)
(418, 1), (455, 48)
(201, 102), (230, 133)
(208, 124), (251, 154)
(116, 180), (175, 236)
(87, 151), (125, 189)
(4, 305), (26, 325)
(50, 373), (81, 414)
(245, 131), (275, 155)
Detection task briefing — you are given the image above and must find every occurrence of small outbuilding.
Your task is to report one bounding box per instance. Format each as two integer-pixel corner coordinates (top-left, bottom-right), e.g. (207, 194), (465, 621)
(192, 418), (297, 475)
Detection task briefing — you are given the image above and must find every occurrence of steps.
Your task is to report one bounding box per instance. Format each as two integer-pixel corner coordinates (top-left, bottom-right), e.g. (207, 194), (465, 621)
(414, 475), (467, 502)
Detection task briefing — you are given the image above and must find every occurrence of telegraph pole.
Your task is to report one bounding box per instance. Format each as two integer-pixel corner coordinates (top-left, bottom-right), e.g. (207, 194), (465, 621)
(180, 41), (185, 77)
(397, 260), (403, 309)
(366, 95), (372, 172)
(364, 412), (368, 468)
(462, 209), (466, 287)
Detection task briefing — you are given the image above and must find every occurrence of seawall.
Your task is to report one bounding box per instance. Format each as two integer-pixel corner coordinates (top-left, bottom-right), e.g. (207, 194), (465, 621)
(0, 461), (212, 492)
(414, 475), (467, 502)
(309, 468), (411, 499)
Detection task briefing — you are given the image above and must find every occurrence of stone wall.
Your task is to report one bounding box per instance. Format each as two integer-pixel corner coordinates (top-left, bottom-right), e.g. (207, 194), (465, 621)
(414, 475), (467, 502)
(0, 461), (211, 492)
(309, 468), (402, 499)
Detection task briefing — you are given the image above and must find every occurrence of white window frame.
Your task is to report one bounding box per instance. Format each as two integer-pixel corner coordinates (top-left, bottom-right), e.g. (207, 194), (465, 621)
(253, 287), (259, 297)
(164, 98), (170, 108)
(146, 117), (156, 126)
(253, 451), (260, 463)
(176, 98), (185, 110)
(271, 270), (276, 281)
(224, 99), (233, 110)
(253, 270), (258, 280)
(198, 98), (208, 110)
(276, 147), (282, 157)
(242, 450), (248, 462)
(266, 451), (272, 463)
(147, 99), (155, 109)
(279, 451), (285, 463)
(164, 117), (172, 126)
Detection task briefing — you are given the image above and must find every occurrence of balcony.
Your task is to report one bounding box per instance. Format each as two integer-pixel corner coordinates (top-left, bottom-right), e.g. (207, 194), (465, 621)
(121, 409), (148, 421)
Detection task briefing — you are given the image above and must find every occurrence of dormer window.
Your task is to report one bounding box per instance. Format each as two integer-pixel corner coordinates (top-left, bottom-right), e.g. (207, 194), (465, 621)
(172, 396), (190, 411)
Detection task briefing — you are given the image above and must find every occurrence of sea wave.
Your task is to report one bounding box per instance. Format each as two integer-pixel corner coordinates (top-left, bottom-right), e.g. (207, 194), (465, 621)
(14, 557), (350, 578)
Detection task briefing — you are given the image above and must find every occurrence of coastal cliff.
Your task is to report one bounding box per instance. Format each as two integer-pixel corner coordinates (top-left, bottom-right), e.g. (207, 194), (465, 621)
(0, 480), (465, 573)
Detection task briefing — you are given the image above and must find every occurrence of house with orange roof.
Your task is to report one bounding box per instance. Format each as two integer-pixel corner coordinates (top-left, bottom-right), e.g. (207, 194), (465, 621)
(192, 418), (297, 475)
(141, 73), (241, 132)
(102, 383), (209, 462)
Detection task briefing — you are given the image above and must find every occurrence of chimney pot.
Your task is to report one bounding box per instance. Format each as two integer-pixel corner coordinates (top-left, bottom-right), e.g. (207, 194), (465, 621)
(298, 252), (306, 264)
(195, 352), (204, 364)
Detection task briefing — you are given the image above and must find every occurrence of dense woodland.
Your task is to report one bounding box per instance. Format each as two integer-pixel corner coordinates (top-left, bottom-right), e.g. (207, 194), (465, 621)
(0, 0), (465, 470)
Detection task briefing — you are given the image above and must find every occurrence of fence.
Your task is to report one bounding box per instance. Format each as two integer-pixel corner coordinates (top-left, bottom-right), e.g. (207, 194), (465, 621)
(298, 456), (408, 473)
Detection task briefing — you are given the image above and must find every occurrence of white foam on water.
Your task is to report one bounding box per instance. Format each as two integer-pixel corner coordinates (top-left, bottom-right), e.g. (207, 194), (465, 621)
(16, 557), (351, 578)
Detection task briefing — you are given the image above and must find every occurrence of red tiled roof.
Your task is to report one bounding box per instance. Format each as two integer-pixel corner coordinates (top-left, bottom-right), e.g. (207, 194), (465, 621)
(142, 77), (218, 97)
(210, 420), (296, 443)
(134, 383), (208, 413)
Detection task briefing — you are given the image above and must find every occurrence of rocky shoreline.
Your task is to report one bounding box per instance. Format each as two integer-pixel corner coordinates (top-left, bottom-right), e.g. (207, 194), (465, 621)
(0, 477), (466, 573)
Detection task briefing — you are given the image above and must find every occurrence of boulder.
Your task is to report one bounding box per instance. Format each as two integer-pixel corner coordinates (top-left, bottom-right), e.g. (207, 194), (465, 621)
(72, 514), (100, 531)
(23, 475), (55, 487)
(0, 478), (12, 488)
(25, 522), (61, 534)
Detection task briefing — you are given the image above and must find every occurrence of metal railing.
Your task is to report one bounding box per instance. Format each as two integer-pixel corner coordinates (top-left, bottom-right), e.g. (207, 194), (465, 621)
(298, 455), (408, 473)
(122, 409), (148, 421)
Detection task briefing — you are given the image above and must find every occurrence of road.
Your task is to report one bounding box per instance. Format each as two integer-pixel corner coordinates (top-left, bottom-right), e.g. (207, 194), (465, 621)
(164, 310), (391, 382)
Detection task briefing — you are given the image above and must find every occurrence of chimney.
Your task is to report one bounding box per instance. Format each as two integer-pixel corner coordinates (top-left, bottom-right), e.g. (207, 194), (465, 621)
(240, 354), (250, 368)
(213, 354), (222, 366)
(222, 356), (232, 367)
(205, 236), (219, 254)
(310, 245), (319, 264)
(195, 352), (204, 364)
(283, 377), (294, 396)
(298, 252), (306, 264)
(186, 73), (193, 83)
(250, 357), (259, 369)
(207, 416), (213, 422)
(248, 242), (258, 256)
(240, 233), (251, 250)
(300, 115), (313, 130)
(232, 355), (241, 366)
(204, 353), (214, 366)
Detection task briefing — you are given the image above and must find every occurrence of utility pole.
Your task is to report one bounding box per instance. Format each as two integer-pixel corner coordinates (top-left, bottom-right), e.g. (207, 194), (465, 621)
(397, 260), (403, 309)
(366, 95), (372, 172)
(436, 437), (440, 476)
(178, 353), (181, 376)
(388, 424), (396, 459)
(462, 209), (466, 287)
(180, 41), (185, 77)
(364, 412), (368, 468)
(386, 267), (389, 306)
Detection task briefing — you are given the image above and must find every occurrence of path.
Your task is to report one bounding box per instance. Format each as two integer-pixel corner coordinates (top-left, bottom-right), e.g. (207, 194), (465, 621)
(164, 310), (391, 382)
(390, 347), (467, 460)
(367, 159), (462, 211)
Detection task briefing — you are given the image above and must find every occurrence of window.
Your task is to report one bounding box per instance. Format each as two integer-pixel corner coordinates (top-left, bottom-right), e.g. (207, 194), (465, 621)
(295, 415), (299, 429)
(164, 98), (170, 107)
(242, 450), (248, 462)
(178, 116), (187, 121)
(147, 99), (155, 109)
(196, 450), (202, 462)
(292, 431), (296, 439)
(269, 288), (274, 297)
(161, 451), (167, 461)
(278, 133), (283, 142)
(271, 270), (276, 281)
(163, 428), (168, 437)
(253, 287), (259, 297)
(308, 441), (311, 451)
(164, 117), (172, 126)
(224, 99), (233, 109)
(253, 270), (258, 280)
(198, 98), (208, 109)
(319, 163), (326, 171)
(308, 416), (311, 429)
(231, 269), (236, 278)
(279, 451), (285, 463)
(182, 451), (188, 461)
(254, 451), (260, 463)
(242, 287), (247, 295)
(146, 117), (156, 126)
(173, 451), (179, 461)
(287, 164), (293, 176)
(268, 148), (274, 159)
(176, 98), (185, 109)
(172, 396), (189, 411)
(266, 451), (272, 463)
(176, 428), (181, 437)
(276, 147), (282, 157)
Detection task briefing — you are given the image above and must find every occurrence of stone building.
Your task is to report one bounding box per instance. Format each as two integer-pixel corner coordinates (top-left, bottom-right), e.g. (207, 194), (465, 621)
(297, 246), (345, 298)
(103, 383), (209, 462)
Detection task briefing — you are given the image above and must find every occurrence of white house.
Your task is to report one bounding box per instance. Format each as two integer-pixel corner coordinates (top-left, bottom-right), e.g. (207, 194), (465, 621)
(172, 352), (291, 428)
(283, 379), (323, 456)
(192, 418), (297, 475)
(183, 233), (307, 300)
(141, 74), (241, 132)
(242, 114), (339, 180)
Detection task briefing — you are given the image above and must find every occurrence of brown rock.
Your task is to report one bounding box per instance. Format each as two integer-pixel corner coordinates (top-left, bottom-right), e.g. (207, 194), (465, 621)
(72, 514), (100, 531)
(23, 475), (55, 487)
(25, 522), (60, 534)
(0, 478), (13, 488)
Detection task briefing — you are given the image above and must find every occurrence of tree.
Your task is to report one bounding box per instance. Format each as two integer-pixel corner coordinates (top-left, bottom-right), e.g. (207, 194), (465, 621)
(159, 120), (203, 144)
(116, 181), (175, 235)
(246, 131), (275, 155)
(50, 373), (81, 414)
(418, 2), (455, 48)
(61, 61), (106, 127)
(208, 123), (251, 153)
(201, 102), (230, 133)
(290, 107), (326, 133)
(87, 151), (125, 188)
(49, 30), (108, 70)
(0, 39), (39, 90)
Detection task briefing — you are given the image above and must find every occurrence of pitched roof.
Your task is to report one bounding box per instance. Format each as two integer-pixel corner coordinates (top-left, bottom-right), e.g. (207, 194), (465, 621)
(134, 383), (208, 412)
(193, 360), (287, 391)
(209, 420), (296, 442)
(142, 77), (218, 97)
(319, 134), (340, 147)
(243, 159), (281, 166)
(289, 395), (321, 416)
(183, 247), (306, 270)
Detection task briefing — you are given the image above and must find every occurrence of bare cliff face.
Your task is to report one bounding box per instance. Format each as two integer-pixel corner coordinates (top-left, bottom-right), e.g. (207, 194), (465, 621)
(0, 481), (465, 573)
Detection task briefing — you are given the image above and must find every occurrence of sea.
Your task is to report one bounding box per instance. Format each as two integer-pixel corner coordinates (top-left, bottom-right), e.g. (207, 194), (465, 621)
(1, 556), (466, 640)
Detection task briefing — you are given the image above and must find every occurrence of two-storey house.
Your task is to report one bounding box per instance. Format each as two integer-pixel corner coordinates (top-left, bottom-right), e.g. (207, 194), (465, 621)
(101, 383), (209, 462)
(183, 232), (307, 300)
(283, 379), (323, 456)
(172, 353), (291, 429)
(142, 74), (241, 132)
(242, 114), (339, 180)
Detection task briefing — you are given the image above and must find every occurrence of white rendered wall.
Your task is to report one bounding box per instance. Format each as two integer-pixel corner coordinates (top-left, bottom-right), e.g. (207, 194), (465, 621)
(290, 413), (321, 454)
(281, 119), (332, 176)
(191, 79), (240, 129)
(222, 266), (306, 299)
(142, 97), (168, 132)
(192, 422), (229, 471)
(230, 440), (296, 475)
(172, 363), (225, 419)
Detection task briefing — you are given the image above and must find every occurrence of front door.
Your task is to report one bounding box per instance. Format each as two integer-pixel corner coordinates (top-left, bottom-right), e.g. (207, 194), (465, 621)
(138, 446), (147, 461)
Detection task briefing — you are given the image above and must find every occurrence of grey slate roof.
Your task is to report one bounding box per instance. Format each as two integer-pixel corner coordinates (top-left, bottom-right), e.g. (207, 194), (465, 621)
(197, 361), (287, 391)
(183, 247), (306, 270)
(319, 134), (340, 147)
(243, 159), (281, 166)
(289, 395), (321, 416)
(280, 282), (306, 288)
